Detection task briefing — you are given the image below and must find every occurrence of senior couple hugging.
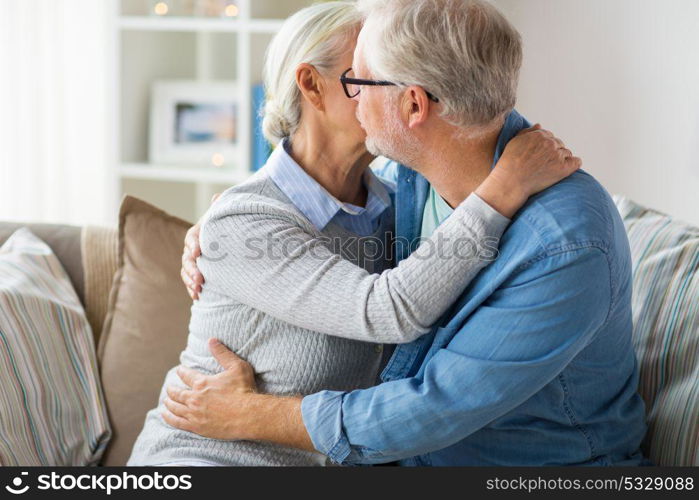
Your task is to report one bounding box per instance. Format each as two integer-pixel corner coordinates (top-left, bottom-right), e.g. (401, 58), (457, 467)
(128, 0), (651, 467)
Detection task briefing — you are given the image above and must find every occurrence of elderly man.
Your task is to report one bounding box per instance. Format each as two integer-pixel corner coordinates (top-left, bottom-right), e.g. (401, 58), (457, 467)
(167, 0), (650, 466)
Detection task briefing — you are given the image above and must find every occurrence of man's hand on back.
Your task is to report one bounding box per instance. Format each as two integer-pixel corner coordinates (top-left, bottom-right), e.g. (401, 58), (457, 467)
(162, 339), (315, 452)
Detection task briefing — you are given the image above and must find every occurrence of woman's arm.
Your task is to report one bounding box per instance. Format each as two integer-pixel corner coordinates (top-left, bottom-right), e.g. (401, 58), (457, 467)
(198, 190), (506, 344)
(186, 125), (581, 344)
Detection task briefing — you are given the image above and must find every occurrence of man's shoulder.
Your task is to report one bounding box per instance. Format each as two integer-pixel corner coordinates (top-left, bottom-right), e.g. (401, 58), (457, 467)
(508, 170), (622, 257)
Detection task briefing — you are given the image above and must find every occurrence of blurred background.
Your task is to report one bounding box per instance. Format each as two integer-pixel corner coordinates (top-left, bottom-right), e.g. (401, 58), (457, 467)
(1, 0), (697, 227)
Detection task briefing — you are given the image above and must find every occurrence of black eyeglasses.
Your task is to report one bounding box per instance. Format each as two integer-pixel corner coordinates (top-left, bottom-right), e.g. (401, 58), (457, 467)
(340, 68), (440, 103)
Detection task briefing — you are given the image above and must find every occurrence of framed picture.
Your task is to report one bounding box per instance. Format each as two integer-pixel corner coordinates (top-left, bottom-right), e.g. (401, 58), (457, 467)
(149, 80), (239, 167)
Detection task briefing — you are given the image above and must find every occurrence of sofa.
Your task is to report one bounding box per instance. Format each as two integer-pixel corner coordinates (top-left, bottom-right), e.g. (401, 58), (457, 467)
(0, 195), (696, 466)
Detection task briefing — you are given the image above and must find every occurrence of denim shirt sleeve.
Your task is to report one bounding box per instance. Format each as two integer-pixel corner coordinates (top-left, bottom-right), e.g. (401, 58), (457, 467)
(301, 246), (613, 465)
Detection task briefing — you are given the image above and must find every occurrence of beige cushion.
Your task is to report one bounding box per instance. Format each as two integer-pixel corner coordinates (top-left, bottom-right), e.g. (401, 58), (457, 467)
(98, 196), (193, 466)
(0, 228), (111, 465)
(614, 196), (699, 466)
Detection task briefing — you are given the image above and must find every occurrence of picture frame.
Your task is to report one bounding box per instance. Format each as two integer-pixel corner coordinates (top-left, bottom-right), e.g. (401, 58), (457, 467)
(149, 80), (239, 167)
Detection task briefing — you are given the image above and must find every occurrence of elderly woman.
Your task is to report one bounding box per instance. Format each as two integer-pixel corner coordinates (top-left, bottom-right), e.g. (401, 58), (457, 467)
(128, 1), (578, 466)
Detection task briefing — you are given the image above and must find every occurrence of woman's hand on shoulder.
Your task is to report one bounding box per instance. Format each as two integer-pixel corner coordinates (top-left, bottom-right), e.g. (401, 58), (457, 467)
(476, 124), (582, 218)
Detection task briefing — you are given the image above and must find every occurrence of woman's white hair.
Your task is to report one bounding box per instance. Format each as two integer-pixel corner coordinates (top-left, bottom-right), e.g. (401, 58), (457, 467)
(262, 1), (362, 144)
(357, 0), (522, 128)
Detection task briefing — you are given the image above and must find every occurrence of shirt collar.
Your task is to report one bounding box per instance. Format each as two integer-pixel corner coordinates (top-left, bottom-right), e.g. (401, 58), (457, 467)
(492, 109), (527, 169)
(265, 139), (393, 232)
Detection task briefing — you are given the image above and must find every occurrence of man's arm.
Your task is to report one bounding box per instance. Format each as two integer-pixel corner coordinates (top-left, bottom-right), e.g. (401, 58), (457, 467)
(300, 245), (613, 464)
(231, 394), (314, 452)
(166, 246), (612, 463)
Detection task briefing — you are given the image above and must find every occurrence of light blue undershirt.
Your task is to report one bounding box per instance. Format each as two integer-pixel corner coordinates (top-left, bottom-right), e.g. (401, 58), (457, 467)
(420, 186), (455, 238)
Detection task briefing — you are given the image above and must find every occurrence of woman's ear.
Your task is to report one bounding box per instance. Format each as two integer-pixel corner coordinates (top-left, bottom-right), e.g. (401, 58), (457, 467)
(295, 63), (325, 111)
(403, 86), (432, 129)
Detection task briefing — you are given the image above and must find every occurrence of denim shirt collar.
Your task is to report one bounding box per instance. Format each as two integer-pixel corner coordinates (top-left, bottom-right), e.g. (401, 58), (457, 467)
(393, 109), (530, 261)
(492, 109), (527, 169)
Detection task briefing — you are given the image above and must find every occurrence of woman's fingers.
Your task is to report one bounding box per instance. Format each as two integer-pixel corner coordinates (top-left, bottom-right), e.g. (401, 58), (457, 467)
(184, 224), (202, 259)
(566, 156), (583, 172)
(183, 224), (205, 290)
(180, 268), (200, 300)
(180, 267), (194, 290)
(182, 256), (204, 286)
(516, 123), (543, 136)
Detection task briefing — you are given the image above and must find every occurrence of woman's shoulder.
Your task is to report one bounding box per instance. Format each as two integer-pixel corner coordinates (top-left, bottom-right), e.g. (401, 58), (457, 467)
(201, 170), (317, 233)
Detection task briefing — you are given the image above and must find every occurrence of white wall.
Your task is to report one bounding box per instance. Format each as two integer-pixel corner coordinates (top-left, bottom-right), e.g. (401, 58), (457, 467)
(494, 0), (699, 226)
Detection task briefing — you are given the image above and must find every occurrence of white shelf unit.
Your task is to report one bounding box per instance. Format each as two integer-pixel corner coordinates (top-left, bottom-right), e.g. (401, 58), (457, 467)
(119, 16), (286, 33)
(116, 0), (313, 222)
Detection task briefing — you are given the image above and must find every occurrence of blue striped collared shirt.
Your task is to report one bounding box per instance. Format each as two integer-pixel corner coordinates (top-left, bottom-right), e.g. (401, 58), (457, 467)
(264, 139), (394, 236)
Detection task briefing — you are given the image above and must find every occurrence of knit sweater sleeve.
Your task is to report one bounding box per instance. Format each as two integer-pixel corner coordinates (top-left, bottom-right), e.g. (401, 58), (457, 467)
(197, 192), (509, 344)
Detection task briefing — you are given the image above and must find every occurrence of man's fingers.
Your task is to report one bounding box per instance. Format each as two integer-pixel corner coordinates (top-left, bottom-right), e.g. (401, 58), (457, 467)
(162, 409), (193, 432)
(208, 338), (244, 371)
(163, 397), (190, 419)
(166, 384), (192, 405)
(176, 366), (202, 388)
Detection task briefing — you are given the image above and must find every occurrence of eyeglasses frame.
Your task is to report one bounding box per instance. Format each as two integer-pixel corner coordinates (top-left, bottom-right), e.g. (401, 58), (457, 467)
(340, 68), (440, 103)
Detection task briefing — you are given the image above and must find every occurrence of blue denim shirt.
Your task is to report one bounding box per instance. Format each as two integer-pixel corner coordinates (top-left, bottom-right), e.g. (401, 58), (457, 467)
(301, 110), (649, 466)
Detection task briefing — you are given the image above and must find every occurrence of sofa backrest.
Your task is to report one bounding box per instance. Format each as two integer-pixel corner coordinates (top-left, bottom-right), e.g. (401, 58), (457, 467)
(4, 200), (698, 467)
(614, 196), (699, 466)
(0, 223), (84, 305)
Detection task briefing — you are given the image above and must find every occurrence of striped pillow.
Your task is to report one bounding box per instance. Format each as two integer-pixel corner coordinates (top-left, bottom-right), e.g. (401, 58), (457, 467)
(614, 196), (699, 466)
(0, 228), (111, 465)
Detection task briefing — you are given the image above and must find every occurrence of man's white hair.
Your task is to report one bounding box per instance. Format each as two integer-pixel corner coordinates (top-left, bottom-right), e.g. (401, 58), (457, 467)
(357, 0), (523, 128)
(262, 1), (362, 144)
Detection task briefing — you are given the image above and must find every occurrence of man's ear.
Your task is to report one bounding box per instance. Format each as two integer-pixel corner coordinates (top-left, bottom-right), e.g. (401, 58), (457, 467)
(402, 86), (432, 129)
(295, 63), (325, 111)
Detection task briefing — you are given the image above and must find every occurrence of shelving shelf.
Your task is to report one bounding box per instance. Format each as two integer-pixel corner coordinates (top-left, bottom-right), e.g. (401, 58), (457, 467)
(120, 163), (251, 184)
(115, 0), (314, 222)
(119, 16), (285, 33)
